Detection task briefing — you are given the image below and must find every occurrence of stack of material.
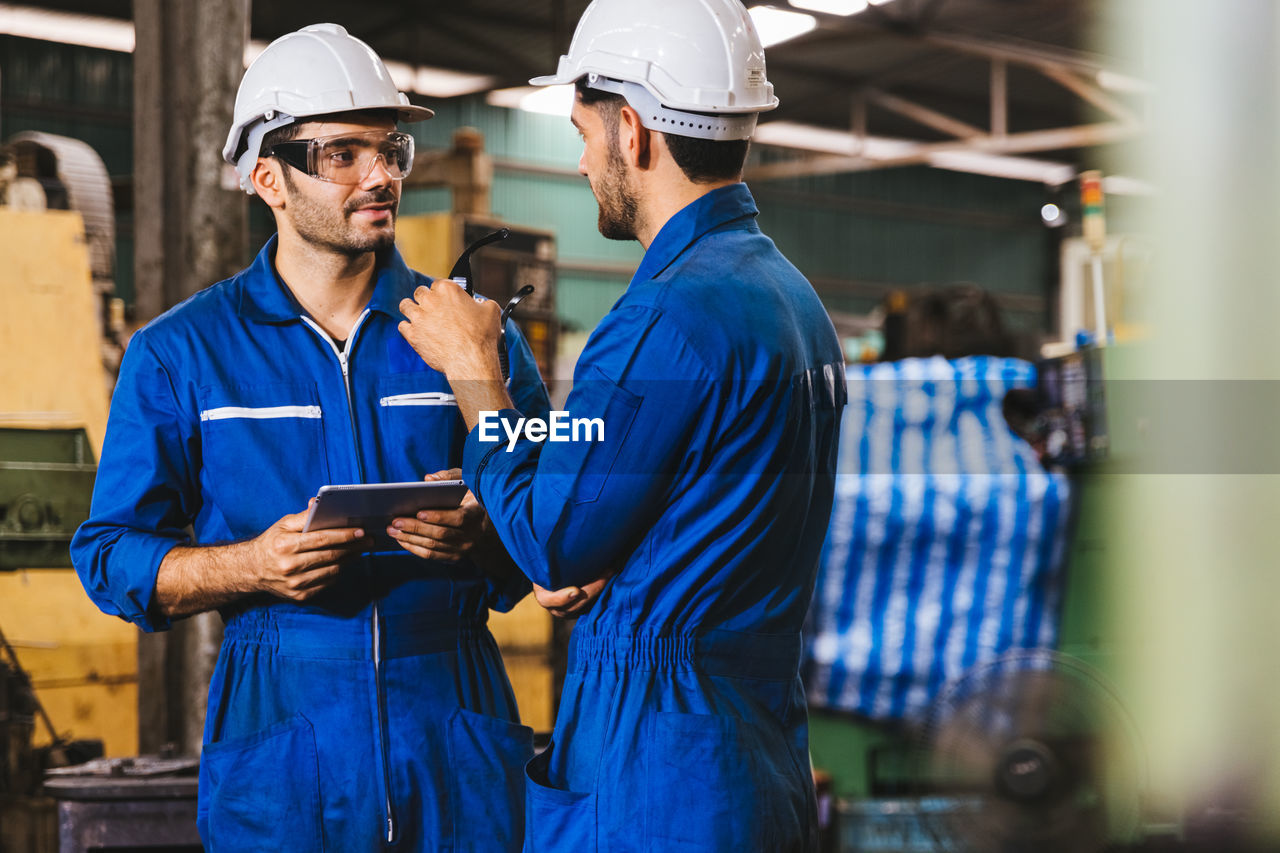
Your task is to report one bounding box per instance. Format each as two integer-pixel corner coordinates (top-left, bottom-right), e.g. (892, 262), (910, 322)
(804, 356), (1073, 722)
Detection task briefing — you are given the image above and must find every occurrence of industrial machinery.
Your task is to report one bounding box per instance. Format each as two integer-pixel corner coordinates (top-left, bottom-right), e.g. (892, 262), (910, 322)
(0, 133), (146, 851)
(0, 428), (97, 572)
(910, 650), (1145, 853)
(1, 623), (104, 853)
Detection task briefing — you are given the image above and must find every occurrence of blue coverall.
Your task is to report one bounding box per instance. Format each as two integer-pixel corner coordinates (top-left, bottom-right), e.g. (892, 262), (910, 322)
(462, 184), (846, 852)
(71, 238), (550, 852)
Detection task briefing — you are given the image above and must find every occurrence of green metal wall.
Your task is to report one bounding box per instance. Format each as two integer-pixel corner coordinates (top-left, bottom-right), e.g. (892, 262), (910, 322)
(1, 34), (1068, 337)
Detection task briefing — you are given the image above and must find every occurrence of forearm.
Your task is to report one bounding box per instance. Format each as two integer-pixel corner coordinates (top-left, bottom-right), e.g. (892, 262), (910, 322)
(153, 540), (260, 618)
(447, 354), (515, 432)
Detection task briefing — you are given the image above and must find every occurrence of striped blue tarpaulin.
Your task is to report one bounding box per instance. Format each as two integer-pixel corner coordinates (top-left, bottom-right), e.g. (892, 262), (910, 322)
(803, 356), (1073, 722)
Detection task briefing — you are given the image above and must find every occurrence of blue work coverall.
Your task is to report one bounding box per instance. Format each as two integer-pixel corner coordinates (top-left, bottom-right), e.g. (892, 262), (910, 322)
(71, 238), (550, 852)
(462, 184), (846, 852)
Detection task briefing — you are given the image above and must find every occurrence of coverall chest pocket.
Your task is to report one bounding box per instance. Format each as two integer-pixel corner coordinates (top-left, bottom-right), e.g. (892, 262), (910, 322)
(373, 373), (465, 481)
(544, 365), (641, 505)
(198, 382), (329, 537)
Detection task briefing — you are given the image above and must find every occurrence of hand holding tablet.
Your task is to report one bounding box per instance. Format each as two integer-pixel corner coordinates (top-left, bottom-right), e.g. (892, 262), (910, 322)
(303, 480), (469, 548)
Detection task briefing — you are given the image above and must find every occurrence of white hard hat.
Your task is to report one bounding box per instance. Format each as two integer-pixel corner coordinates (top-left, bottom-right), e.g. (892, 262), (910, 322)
(530, 0), (778, 141)
(223, 23), (433, 194)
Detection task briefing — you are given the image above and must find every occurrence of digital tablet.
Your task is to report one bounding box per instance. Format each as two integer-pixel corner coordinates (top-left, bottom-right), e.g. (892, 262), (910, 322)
(303, 479), (469, 545)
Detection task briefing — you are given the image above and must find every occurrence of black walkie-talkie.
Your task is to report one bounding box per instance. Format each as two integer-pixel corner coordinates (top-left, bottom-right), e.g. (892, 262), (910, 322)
(448, 228), (536, 382)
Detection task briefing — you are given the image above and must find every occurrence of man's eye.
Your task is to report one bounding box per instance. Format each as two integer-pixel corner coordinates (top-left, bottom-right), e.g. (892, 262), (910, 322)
(328, 149), (356, 165)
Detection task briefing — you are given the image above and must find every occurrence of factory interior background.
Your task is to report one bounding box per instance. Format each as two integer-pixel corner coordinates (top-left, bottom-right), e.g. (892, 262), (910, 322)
(2, 0), (1280, 850)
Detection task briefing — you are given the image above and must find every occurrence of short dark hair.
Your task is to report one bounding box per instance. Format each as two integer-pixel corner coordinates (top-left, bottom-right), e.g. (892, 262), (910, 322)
(259, 120), (303, 159)
(574, 78), (749, 184)
(662, 133), (748, 184)
(575, 79), (625, 147)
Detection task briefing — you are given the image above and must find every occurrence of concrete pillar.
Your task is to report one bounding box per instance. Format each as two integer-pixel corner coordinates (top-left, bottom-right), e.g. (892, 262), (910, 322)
(133, 0), (250, 321)
(132, 0), (250, 756)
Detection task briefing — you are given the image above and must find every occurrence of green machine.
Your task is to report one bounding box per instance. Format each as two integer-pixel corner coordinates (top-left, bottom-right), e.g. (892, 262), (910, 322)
(0, 428), (97, 571)
(807, 346), (1150, 853)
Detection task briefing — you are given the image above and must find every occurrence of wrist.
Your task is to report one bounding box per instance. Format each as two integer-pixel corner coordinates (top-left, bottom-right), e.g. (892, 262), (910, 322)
(236, 536), (267, 594)
(446, 350), (503, 383)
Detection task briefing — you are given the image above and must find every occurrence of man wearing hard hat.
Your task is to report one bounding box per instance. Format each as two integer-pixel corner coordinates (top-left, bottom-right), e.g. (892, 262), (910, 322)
(399, 0), (847, 849)
(72, 24), (554, 851)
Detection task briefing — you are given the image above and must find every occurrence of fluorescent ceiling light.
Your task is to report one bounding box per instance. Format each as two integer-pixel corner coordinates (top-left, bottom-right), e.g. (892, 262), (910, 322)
(927, 150), (1077, 185)
(0, 3), (133, 51)
(383, 60), (418, 95)
(1095, 68), (1151, 96)
(753, 121), (918, 159)
(755, 120), (1150, 189)
(0, 6), (495, 100)
(1101, 174), (1154, 196)
(868, 0), (897, 5)
(413, 67), (496, 98)
(486, 85), (575, 117)
(789, 0), (868, 15)
(748, 6), (817, 48)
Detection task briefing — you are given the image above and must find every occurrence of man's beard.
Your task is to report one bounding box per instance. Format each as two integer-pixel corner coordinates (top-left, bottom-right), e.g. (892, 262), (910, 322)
(594, 146), (639, 242)
(283, 170), (398, 255)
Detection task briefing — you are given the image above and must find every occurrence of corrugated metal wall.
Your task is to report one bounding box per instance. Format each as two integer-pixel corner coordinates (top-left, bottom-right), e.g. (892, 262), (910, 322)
(0, 35), (134, 302)
(1, 34), (1063, 337)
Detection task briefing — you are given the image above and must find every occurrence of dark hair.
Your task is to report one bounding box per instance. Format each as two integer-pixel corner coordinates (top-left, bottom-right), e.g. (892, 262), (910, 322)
(883, 284), (1013, 360)
(662, 133), (748, 184)
(259, 120), (303, 157)
(575, 79), (625, 147)
(574, 78), (749, 184)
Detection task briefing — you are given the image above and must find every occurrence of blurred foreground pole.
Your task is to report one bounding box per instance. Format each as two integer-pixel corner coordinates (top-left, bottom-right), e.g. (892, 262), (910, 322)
(132, 0), (251, 756)
(1113, 0), (1280, 842)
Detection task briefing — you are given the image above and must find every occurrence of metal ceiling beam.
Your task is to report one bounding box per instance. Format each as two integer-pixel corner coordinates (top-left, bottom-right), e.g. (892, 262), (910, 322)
(919, 30), (1147, 91)
(990, 58), (1007, 137)
(1039, 65), (1140, 125)
(747, 121), (1140, 182)
(866, 87), (983, 138)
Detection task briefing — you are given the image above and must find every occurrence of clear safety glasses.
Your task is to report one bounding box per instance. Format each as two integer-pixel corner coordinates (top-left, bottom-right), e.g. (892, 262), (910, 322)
(265, 129), (415, 184)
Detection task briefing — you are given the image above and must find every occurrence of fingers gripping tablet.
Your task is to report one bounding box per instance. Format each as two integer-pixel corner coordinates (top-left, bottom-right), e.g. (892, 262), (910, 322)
(304, 480), (468, 546)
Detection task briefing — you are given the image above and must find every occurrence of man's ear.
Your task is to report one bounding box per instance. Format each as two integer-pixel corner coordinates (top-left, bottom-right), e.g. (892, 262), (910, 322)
(618, 104), (651, 170)
(250, 158), (287, 208)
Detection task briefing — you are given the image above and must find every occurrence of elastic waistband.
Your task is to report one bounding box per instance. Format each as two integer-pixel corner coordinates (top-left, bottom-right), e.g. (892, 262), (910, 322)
(223, 609), (489, 660)
(568, 629), (801, 680)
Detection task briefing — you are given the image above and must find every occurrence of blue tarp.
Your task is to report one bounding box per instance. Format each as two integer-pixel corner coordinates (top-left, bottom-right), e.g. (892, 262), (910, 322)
(804, 356), (1073, 722)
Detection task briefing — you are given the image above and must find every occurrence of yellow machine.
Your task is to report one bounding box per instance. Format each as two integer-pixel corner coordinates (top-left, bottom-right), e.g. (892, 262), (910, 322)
(397, 212), (561, 733)
(0, 206), (138, 759)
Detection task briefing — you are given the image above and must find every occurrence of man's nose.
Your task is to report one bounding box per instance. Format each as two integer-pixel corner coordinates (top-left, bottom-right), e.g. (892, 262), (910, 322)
(361, 153), (396, 189)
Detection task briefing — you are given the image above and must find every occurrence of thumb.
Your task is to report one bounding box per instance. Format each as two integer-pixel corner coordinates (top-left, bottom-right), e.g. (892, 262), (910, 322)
(536, 584), (586, 608)
(279, 502), (313, 532)
(423, 468), (463, 482)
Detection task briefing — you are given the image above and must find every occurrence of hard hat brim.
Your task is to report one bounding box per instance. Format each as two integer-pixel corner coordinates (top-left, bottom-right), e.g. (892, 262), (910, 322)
(396, 104), (435, 122)
(529, 72), (572, 87)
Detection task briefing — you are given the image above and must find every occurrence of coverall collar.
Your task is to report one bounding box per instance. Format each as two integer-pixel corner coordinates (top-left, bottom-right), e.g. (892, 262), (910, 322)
(237, 233), (417, 323)
(632, 182), (759, 284)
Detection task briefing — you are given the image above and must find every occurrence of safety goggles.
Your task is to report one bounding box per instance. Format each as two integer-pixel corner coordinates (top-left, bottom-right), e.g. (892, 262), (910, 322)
(265, 129), (415, 184)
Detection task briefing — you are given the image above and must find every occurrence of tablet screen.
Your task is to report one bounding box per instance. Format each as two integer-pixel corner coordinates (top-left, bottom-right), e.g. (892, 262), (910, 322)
(303, 480), (469, 545)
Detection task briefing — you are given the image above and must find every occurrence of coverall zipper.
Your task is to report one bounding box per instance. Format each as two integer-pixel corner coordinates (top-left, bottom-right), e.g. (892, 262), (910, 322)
(302, 310), (397, 845)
